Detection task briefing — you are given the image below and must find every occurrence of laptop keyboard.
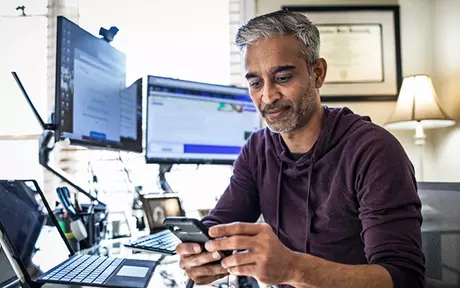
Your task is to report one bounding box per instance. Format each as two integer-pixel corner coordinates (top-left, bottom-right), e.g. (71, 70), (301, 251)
(125, 229), (181, 255)
(37, 254), (123, 285)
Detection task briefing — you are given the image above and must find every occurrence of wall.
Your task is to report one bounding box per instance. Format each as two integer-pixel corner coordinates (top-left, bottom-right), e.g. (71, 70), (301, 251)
(429, 0), (460, 182)
(0, 0), (48, 184)
(254, 0), (440, 181)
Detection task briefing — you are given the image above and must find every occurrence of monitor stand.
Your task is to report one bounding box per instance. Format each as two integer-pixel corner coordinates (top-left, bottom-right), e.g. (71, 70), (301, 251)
(11, 72), (105, 207)
(158, 163), (174, 193)
(39, 130), (104, 205)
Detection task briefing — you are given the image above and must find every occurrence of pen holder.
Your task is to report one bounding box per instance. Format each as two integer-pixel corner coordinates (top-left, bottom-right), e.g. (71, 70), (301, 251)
(55, 203), (108, 251)
(55, 211), (81, 252)
(70, 219), (88, 241)
(66, 233), (80, 252)
(78, 204), (108, 250)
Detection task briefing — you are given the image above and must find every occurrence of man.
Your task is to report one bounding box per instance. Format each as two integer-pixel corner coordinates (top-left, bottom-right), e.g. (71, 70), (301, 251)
(176, 10), (425, 288)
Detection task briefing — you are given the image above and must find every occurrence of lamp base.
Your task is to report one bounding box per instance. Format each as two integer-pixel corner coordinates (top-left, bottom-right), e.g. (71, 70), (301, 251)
(414, 121), (425, 181)
(414, 121), (426, 146)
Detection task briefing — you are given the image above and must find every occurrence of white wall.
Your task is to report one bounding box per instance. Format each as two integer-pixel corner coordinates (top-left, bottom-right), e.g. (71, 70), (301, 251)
(254, 0), (441, 181)
(429, 0), (460, 182)
(0, 1), (48, 184)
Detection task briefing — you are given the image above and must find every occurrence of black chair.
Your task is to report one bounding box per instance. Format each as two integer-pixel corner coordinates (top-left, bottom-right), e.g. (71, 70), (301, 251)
(418, 182), (460, 287)
(426, 277), (458, 288)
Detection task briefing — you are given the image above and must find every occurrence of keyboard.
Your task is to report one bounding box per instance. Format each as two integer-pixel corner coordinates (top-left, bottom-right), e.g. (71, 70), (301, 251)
(125, 229), (181, 255)
(37, 254), (123, 285)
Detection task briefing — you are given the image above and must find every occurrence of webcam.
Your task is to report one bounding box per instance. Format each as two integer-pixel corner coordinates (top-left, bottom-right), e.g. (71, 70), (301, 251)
(99, 26), (119, 43)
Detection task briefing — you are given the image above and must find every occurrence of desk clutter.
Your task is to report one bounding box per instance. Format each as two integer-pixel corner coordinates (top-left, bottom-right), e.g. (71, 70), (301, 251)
(0, 180), (158, 288)
(124, 229), (181, 255)
(1, 12), (260, 287)
(54, 186), (108, 252)
(0, 179), (243, 288)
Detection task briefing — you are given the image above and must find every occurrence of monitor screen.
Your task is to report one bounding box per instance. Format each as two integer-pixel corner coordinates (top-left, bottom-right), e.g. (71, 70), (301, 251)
(0, 180), (71, 281)
(55, 16), (143, 153)
(146, 76), (261, 164)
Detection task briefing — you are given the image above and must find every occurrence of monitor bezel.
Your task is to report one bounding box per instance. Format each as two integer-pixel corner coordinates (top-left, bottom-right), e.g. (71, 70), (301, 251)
(145, 75), (257, 165)
(54, 16), (142, 153)
(117, 77), (143, 153)
(0, 180), (75, 286)
(145, 156), (236, 165)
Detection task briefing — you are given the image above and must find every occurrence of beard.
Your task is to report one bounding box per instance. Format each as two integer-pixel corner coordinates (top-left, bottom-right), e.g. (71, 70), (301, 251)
(260, 77), (318, 133)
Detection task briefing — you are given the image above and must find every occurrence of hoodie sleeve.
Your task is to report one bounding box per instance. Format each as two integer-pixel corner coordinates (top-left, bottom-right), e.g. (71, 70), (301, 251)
(201, 138), (260, 227)
(354, 128), (425, 288)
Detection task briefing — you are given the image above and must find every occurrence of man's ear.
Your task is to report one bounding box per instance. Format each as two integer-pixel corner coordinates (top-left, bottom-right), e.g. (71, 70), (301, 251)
(313, 58), (327, 88)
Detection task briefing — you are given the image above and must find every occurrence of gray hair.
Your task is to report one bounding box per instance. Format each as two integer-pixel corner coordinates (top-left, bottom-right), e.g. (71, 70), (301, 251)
(235, 10), (320, 68)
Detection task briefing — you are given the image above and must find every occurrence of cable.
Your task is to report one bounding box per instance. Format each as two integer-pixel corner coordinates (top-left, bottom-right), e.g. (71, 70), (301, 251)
(118, 152), (139, 195)
(87, 160), (99, 198)
(157, 163), (174, 193)
(118, 151), (146, 232)
(118, 151), (133, 183)
(118, 151), (143, 196)
(185, 278), (194, 288)
(157, 254), (166, 264)
(160, 270), (178, 288)
(119, 151), (145, 195)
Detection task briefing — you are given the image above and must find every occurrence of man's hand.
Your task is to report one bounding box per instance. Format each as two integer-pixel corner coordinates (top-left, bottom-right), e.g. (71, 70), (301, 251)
(176, 242), (229, 285)
(205, 222), (295, 285)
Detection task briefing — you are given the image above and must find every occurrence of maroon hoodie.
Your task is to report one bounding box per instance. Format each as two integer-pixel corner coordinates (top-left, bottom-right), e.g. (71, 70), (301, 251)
(202, 106), (425, 288)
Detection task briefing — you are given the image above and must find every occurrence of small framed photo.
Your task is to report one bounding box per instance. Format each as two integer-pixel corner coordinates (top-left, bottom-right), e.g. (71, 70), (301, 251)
(283, 5), (402, 102)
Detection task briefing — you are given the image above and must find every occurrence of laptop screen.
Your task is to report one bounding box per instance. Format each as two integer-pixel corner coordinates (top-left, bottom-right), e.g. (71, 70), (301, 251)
(141, 196), (183, 230)
(0, 180), (71, 281)
(0, 248), (17, 286)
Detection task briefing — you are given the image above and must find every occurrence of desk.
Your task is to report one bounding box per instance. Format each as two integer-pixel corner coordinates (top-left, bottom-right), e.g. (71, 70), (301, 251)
(43, 238), (181, 288)
(12, 237), (235, 288)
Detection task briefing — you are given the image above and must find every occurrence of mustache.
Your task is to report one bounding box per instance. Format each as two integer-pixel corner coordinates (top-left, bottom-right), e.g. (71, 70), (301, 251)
(261, 101), (292, 115)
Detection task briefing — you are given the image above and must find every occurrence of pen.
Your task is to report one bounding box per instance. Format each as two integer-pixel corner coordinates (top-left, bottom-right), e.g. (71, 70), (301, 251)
(74, 193), (83, 213)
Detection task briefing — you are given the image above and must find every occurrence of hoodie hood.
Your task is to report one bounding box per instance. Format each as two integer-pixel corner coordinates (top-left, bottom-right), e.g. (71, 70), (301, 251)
(271, 106), (371, 251)
(272, 106), (371, 176)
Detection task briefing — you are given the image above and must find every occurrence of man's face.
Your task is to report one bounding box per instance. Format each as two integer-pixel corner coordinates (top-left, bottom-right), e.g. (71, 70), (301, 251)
(244, 35), (319, 133)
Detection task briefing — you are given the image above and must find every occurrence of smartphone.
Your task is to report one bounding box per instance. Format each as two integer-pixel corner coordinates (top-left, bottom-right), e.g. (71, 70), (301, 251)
(163, 217), (232, 257)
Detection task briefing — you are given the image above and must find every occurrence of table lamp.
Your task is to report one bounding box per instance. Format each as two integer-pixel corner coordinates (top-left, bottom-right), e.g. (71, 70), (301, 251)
(385, 74), (456, 179)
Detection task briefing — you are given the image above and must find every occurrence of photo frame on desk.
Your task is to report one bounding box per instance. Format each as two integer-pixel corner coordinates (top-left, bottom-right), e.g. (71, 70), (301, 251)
(283, 5), (402, 102)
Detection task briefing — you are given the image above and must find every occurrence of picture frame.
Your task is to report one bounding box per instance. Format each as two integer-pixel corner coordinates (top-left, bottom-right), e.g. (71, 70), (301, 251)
(282, 5), (402, 102)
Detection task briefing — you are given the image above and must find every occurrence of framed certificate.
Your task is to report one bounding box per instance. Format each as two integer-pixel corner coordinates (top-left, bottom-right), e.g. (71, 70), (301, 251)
(282, 5), (402, 102)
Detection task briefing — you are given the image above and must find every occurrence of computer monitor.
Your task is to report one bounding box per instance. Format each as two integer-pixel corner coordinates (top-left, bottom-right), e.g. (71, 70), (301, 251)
(145, 76), (261, 164)
(55, 16), (143, 153)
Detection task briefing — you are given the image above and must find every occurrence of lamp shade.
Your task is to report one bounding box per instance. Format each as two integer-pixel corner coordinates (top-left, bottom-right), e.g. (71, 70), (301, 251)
(385, 75), (455, 130)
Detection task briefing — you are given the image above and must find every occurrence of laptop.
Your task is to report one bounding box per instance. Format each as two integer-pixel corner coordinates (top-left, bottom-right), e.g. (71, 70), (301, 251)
(0, 246), (18, 288)
(124, 194), (183, 255)
(0, 180), (157, 288)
